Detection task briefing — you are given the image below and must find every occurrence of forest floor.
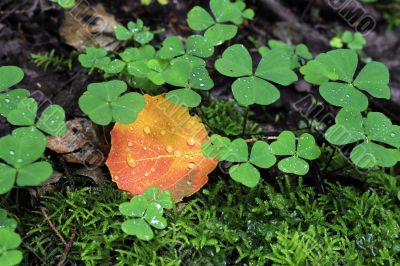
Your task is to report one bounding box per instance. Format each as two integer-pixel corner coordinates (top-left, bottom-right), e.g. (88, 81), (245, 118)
(1, 0), (400, 265)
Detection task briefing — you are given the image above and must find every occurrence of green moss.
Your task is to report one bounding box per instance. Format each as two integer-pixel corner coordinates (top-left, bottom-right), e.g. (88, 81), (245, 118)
(199, 98), (262, 137)
(20, 174), (400, 265)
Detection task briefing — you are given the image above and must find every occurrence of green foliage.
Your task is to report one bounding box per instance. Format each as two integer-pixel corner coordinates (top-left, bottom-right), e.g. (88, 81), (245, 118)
(0, 229), (22, 266)
(114, 20), (154, 45)
(141, 0), (168, 5)
(199, 99), (262, 136)
(301, 49), (390, 111)
(215, 44), (298, 106)
(325, 109), (400, 168)
(0, 127), (52, 193)
(158, 35), (214, 66)
(270, 131), (321, 175)
(202, 131), (321, 186)
(20, 176), (400, 265)
(0, 66), (66, 195)
(78, 80), (146, 125)
(78, 47), (110, 70)
(330, 31), (367, 51)
(0, 209), (17, 232)
(163, 61), (213, 107)
(0, 66), (24, 91)
(119, 187), (173, 240)
(187, 0), (254, 46)
(6, 98), (67, 136)
(360, 0), (400, 29)
(50, 0), (75, 8)
(0, 209), (20, 266)
(31, 50), (72, 71)
(259, 40), (313, 69)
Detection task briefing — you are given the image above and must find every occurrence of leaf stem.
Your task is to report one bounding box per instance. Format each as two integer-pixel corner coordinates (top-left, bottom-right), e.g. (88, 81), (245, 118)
(242, 106), (249, 136)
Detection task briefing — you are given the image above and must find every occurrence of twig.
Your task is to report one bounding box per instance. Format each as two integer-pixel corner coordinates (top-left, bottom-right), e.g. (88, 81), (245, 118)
(39, 206), (67, 245)
(57, 228), (77, 266)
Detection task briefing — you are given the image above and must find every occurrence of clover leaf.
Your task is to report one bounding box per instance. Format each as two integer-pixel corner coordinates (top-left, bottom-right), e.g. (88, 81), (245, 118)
(114, 19), (154, 45)
(341, 31), (366, 51)
(51, 0), (76, 9)
(270, 131), (321, 175)
(325, 108), (400, 168)
(300, 49), (390, 111)
(119, 186), (173, 241)
(101, 59), (126, 75)
(78, 47), (110, 69)
(119, 45), (168, 86)
(79, 80), (146, 125)
(0, 66), (24, 92)
(202, 135), (276, 187)
(259, 40), (312, 69)
(6, 98), (67, 137)
(158, 35), (214, 67)
(0, 89), (30, 118)
(0, 229), (22, 266)
(215, 44), (297, 106)
(163, 60), (213, 107)
(0, 209), (17, 232)
(187, 0), (254, 46)
(0, 66), (30, 119)
(0, 127), (52, 194)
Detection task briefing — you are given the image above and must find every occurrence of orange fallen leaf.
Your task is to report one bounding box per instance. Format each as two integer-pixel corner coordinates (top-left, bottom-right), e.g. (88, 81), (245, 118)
(106, 94), (217, 201)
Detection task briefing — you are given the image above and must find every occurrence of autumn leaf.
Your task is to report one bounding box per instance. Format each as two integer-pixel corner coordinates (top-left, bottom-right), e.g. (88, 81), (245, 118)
(106, 94), (217, 202)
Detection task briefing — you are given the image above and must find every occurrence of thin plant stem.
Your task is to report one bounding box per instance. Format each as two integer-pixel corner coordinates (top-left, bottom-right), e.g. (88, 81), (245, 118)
(242, 106), (249, 136)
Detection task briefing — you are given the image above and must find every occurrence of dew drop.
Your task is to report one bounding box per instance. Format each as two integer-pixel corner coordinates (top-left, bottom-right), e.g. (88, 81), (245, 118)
(161, 130), (166, 136)
(166, 146), (173, 153)
(145, 172), (149, 177)
(187, 137), (196, 146)
(151, 168), (156, 172)
(128, 142), (133, 147)
(144, 127), (151, 134)
(187, 162), (196, 169)
(126, 155), (137, 168)
(9, 150), (15, 156)
(115, 176), (120, 181)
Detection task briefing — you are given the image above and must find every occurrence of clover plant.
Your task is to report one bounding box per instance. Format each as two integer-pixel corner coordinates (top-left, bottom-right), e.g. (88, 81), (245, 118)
(0, 66), (67, 195)
(79, 80), (146, 125)
(202, 132), (321, 187)
(325, 109), (400, 168)
(270, 131), (321, 175)
(114, 19), (154, 45)
(158, 35), (214, 67)
(187, 0), (254, 46)
(78, 47), (111, 72)
(0, 209), (21, 266)
(163, 61), (213, 107)
(330, 31), (367, 51)
(300, 49), (390, 111)
(259, 40), (313, 70)
(0, 229), (22, 266)
(119, 186), (173, 240)
(215, 44), (298, 106)
(0, 209), (17, 232)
